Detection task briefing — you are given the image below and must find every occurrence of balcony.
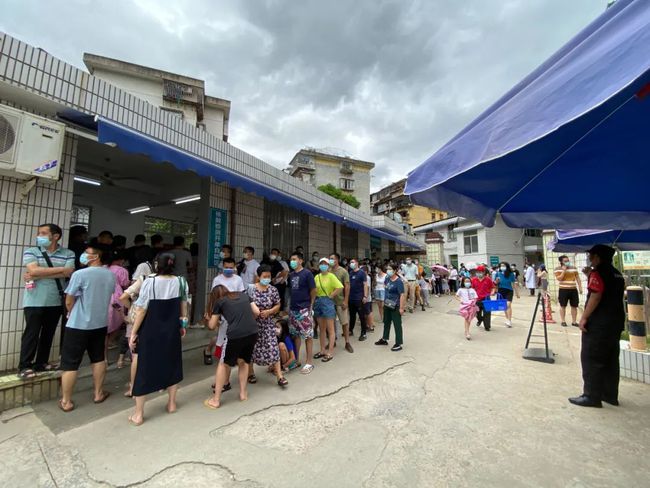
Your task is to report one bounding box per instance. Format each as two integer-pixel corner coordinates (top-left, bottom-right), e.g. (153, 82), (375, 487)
(372, 215), (404, 235)
(340, 162), (354, 175)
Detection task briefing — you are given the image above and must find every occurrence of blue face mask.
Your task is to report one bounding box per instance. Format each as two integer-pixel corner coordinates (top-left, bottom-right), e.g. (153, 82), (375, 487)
(328, 259), (335, 266)
(223, 268), (235, 277)
(290, 260), (299, 270)
(319, 264), (329, 273)
(79, 252), (90, 266)
(464, 282), (471, 288)
(387, 270), (394, 277)
(36, 236), (51, 248)
(260, 278), (272, 286)
(349, 262), (357, 270)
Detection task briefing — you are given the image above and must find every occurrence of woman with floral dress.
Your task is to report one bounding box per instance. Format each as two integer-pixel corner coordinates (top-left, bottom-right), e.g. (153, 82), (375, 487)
(248, 265), (287, 387)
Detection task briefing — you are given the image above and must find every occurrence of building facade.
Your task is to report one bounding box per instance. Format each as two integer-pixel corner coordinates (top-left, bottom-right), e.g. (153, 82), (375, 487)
(84, 53), (231, 142)
(0, 33), (421, 373)
(371, 179), (447, 230)
(286, 149), (374, 212)
(414, 216), (543, 269)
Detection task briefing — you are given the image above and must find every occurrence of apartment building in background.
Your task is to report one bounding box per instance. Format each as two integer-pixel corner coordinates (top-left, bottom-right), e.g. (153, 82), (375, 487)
(371, 178), (448, 231)
(83, 53), (231, 141)
(413, 215), (544, 269)
(286, 148), (375, 212)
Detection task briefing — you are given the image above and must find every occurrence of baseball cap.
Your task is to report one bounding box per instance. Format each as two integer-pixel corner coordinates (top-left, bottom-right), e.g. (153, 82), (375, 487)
(476, 265), (486, 272)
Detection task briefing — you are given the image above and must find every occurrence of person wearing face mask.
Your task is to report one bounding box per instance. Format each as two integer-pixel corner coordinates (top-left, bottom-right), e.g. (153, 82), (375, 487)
(400, 257), (419, 313)
(204, 258), (245, 366)
(569, 245), (624, 408)
(348, 258), (370, 341)
(329, 253), (353, 353)
(19, 224), (76, 379)
(313, 258), (343, 362)
(309, 252), (321, 275)
(59, 244), (115, 412)
(266, 248), (289, 312)
(238, 246), (260, 287)
(216, 244), (233, 273)
(248, 265), (287, 387)
(288, 252), (317, 374)
(554, 255), (583, 327)
(375, 265), (406, 351)
(495, 261), (516, 327)
(456, 277), (479, 340)
(524, 263), (537, 296)
(471, 265), (496, 331)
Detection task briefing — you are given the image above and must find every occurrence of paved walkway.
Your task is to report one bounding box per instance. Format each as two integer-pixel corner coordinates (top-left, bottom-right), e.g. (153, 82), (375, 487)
(1, 295), (649, 487)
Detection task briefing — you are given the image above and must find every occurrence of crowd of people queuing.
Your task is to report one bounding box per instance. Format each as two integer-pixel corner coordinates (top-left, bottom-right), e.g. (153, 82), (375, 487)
(20, 221), (588, 423)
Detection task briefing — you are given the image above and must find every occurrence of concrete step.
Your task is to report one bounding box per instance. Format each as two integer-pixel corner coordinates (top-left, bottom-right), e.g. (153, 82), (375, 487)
(0, 327), (213, 413)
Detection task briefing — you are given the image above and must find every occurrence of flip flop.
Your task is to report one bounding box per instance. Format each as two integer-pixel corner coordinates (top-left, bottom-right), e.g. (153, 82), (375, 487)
(247, 375), (257, 384)
(203, 399), (220, 410)
(321, 355), (333, 362)
(93, 391), (111, 404)
(128, 415), (144, 426)
(59, 400), (75, 412)
(313, 352), (326, 359)
(277, 377), (288, 387)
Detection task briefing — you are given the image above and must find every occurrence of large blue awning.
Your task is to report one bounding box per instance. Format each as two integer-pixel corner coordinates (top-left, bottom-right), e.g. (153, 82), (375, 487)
(96, 118), (422, 249)
(405, 0), (650, 230)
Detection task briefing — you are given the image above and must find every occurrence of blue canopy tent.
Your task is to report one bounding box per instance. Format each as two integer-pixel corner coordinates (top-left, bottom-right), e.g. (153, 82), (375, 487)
(551, 229), (650, 252)
(405, 0), (650, 230)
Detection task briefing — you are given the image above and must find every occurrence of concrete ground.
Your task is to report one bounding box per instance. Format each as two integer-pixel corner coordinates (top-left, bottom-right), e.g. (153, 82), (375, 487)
(1, 294), (649, 488)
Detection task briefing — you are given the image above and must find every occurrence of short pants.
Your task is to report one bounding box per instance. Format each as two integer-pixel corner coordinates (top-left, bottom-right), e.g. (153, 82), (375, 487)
(335, 304), (349, 326)
(222, 334), (258, 367)
(374, 289), (385, 301)
(60, 327), (107, 371)
(313, 297), (336, 319)
(289, 307), (314, 339)
(558, 288), (579, 308)
(498, 288), (514, 302)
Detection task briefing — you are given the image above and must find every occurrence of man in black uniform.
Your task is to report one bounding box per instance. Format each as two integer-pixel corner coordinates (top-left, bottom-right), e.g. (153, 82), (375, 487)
(569, 244), (625, 408)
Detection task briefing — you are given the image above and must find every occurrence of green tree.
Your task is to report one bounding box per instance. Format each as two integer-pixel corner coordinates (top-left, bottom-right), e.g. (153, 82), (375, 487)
(318, 183), (361, 209)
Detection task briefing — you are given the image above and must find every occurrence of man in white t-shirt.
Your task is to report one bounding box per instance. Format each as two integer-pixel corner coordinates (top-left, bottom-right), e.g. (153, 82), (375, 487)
(205, 258), (245, 371)
(238, 246), (260, 287)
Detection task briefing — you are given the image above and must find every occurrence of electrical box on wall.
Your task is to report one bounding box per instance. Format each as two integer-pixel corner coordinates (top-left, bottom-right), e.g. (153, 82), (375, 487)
(0, 105), (65, 181)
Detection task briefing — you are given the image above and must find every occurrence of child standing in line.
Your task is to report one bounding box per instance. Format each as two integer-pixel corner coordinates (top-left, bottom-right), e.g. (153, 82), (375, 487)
(456, 277), (478, 340)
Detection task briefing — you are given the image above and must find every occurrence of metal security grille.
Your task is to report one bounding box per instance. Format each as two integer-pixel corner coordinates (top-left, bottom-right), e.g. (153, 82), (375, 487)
(340, 225), (358, 260)
(263, 201), (308, 257)
(144, 216), (197, 246)
(70, 204), (91, 227)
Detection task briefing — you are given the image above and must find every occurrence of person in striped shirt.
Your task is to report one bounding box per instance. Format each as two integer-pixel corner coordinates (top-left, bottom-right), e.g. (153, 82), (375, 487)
(554, 255), (583, 327)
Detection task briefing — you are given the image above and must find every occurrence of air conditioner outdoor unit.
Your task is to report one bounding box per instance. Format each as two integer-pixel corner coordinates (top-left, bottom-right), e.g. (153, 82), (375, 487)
(0, 105), (65, 181)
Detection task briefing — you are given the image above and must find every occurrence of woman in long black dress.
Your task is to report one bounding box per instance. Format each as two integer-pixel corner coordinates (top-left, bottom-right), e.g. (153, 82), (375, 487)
(128, 253), (188, 426)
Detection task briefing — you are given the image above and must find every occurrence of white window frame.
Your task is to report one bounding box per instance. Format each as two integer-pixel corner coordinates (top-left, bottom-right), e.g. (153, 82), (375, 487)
(463, 229), (479, 254)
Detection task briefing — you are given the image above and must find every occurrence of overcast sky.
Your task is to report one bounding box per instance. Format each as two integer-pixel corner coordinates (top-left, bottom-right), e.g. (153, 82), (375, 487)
(2, 0), (606, 191)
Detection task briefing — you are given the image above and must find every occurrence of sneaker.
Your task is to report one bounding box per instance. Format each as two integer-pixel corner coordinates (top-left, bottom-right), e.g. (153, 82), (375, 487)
(505, 320), (512, 328)
(561, 322), (568, 327)
(359, 334), (367, 342)
(391, 344), (403, 352)
(375, 339), (389, 346)
(344, 342), (354, 353)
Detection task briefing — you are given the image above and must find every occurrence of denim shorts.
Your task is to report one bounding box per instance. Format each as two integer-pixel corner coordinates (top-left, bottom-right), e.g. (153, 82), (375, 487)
(313, 296), (336, 318)
(374, 289), (385, 301)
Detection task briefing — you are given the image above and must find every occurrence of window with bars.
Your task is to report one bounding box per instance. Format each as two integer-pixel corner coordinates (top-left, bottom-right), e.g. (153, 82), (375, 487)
(71, 205), (91, 227)
(463, 230), (479, 254)
(144, 216), (197, 245)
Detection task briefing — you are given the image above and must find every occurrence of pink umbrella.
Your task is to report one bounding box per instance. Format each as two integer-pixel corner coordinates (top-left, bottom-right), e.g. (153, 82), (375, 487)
(431, 265), (449, 276)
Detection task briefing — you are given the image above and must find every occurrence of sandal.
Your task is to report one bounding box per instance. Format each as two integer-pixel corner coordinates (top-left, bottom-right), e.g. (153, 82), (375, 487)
(212, 383), (232, 393)
(321, 355), (333, 363)
(128, 415), (144, 426)
(287, 360), (299, 371)
(277, 377), (288, 387)
(59, 400), (75, 413)
(17, 369), (37, 380)
(313, 352), (326, 359)
(300, 364), (314, 375)
(93, 391), (111, 404)
(247, 375), (257, 384)
(203, 399), (220, 410)
(203, 351), (213, 365)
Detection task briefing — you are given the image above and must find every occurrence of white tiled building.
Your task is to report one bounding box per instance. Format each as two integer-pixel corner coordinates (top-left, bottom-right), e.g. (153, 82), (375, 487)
(414, 216), (544, 269)
(0, 33), (421, 372)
